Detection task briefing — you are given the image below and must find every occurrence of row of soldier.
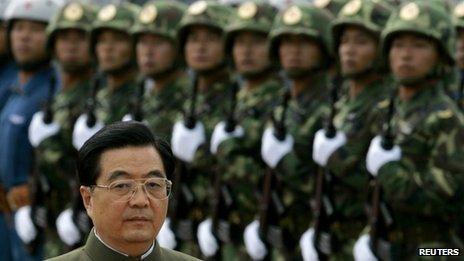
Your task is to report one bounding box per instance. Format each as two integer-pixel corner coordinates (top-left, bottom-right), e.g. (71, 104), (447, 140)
(0, 0), (464, 260)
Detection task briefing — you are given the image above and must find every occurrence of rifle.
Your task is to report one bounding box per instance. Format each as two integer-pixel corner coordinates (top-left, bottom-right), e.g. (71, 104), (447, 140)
(208, 78), (241, 259)
(170, 70), (198, 245)
(131, 79), (145, 122)
(27, 73), (57, 254)
(85, 75), (101, 127)
(312, 75), (342, 260)
(258, 72), (292, 259)
(458, 70), (464, 111)
(368, 91), (396, 261)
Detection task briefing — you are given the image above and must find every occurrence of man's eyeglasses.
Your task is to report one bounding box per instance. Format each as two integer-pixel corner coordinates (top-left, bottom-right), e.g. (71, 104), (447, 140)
(90, 178), (172, 202)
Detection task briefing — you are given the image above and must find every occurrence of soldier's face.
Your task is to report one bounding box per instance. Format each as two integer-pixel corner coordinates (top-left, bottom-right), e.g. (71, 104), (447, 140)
(55, 29), (91, 72)
(456, 29), (464, 70)
(389, 34), (439, 82)
(185, 26), (225, 71)
(136, 34), (176, 77)
(0, 21), (6, 56)
(96, 30), (133, 72)
(279, 34), (322, 72)
(80, 146), (168, 254)
(233, 31), (270, 75)
(10, 20), (47, 64)
(339, 26), (378, 77)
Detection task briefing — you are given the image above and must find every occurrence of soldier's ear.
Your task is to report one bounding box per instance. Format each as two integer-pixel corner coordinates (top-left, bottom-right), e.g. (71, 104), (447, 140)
(80, 186), (93, 217)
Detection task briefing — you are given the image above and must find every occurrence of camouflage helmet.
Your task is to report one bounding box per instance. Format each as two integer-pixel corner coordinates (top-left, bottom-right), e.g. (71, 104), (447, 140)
(131, 1), (186, 44)
(332, 0), (393, 52)
(224, 1), (277, 54)
(90, 2), (140, 53)
(46, 2), (96, 51)
(381, 1), (455, 66)
(269, 4), (334, 66)
(453, 2), (464, 30)
(312, 0), (349, 16)
(177, 0), (235, 50)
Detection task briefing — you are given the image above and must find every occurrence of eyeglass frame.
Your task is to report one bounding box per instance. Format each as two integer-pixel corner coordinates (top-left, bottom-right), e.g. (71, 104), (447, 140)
(87, 177), (173, 202)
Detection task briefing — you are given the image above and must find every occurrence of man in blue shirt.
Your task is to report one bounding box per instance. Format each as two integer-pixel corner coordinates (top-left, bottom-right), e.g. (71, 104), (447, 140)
(0, 0), (17, 112)
(0, 0), (61, 260)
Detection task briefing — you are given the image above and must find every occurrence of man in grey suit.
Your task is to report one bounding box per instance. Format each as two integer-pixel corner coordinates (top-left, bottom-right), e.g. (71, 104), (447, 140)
(48, 121), (199, 260)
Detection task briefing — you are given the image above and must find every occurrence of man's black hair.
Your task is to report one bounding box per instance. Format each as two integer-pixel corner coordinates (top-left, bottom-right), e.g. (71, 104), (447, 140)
(77, 121), (175, 186)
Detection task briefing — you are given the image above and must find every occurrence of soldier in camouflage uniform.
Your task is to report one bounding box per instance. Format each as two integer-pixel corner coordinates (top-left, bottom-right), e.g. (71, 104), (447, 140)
(360, 1), (464, 259)
(242, 4), (333, 260)
(195, 1), (281, 259)
(26, 2), (96, 256)
(311, 0), (393, 258)
(453, 1), (464, 109)
(91, 2), (140, 124)
(170, 0), (234, 256)
(132, 1), (188, 141)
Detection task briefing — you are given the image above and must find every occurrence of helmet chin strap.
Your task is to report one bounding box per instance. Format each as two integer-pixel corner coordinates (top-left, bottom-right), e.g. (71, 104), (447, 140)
(240, 65), (274, 80)
(284, 64), (324, 80)
(147, 61), (179, 81)
(194, 60), (227, 76)
(16, 57), (50, 72)
(102, 60), (135, 76)
(342, 61), (376, 80)
(396, 64), (443, 88)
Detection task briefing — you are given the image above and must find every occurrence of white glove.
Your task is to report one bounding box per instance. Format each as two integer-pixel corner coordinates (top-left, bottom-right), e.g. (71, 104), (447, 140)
(261, 127), (294, 168)
(28, 111), (60, 148)
(121, 114), (148, 125)
(197, 218), (219, 257)
(243, 220), (267, 260)
(72, 114), (104, 150)
(14, 206), (37, 244)
(122, 114), (133, 122)
(56, 208), (81, 246)
(353, 234), (378, 261)
(171, 121), (205, 163)
(299, 227), (319, 261)
(210, 121), (244, 154)
(312, 129), (347, 167)
(156, 218), (177, 250)
(366, 135), (401, 176)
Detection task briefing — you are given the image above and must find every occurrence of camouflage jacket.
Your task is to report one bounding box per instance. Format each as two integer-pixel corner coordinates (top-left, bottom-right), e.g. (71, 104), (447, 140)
(143, 75), (189, 142)
(274, 72), (331, 237)
(35, 79), (91, 213)
(214, 77), (282, 226)
(96, 79), (137, 124)
(327, 77), (391, 220)
(373, 82), (464, 243)
(177, 71), (232, 221)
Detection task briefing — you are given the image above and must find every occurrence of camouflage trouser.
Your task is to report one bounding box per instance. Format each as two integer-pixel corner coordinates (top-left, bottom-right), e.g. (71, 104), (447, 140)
(330, 219), (365, 261)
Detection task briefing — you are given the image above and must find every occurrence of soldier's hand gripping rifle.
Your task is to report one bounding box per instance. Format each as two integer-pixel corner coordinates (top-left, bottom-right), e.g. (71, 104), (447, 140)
(72, 74), (104, 151)
(169, 70), (200, 246)
(312, 76), (342, 260)
(368, 92), (396, 261)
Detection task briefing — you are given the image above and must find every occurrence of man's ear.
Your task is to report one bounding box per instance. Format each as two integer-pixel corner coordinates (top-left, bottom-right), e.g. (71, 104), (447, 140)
(80, 186), (93, 218)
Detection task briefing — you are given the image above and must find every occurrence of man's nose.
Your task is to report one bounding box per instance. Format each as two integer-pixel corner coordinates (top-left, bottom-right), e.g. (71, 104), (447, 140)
(129, 185), (150, 207)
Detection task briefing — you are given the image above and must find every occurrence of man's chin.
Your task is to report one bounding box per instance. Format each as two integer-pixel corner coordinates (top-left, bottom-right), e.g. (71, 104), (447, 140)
(122, 229), (154, 243)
